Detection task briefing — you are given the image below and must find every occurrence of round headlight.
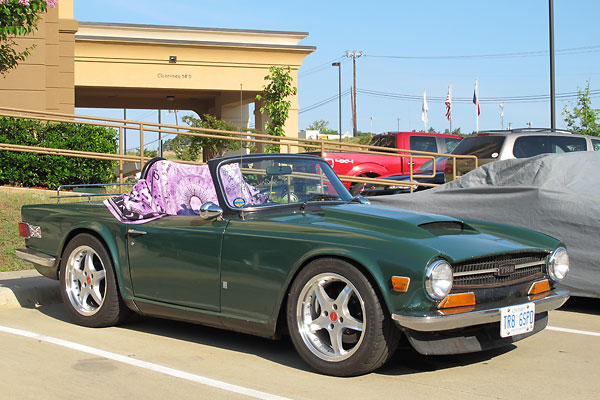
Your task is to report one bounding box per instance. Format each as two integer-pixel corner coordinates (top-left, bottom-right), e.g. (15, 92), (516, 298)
(425, 260), (453, 301)
(548, 247), (569, 281)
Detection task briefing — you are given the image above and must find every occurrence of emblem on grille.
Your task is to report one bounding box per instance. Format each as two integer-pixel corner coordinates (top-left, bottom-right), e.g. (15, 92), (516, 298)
(496, 263), (516, 277)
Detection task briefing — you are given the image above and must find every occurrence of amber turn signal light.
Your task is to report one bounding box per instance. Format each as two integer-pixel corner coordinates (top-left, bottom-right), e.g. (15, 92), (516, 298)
(438, 292), (476, 309)
(528, 280), (550, 295)
(391, 276), (410, 292)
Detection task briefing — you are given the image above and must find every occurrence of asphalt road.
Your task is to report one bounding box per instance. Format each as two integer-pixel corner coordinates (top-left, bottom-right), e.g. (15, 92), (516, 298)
(0, 299), (599, 400)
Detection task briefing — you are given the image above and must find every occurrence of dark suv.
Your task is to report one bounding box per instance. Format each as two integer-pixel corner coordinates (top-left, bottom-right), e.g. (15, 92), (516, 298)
(445, 128), (600, 181)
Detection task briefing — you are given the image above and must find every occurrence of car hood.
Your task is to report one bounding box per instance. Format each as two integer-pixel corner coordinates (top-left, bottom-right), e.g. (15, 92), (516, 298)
(317, 204), (557, 262)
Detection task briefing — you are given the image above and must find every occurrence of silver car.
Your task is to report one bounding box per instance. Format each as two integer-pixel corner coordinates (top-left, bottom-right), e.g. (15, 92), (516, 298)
(445, 128), (600, 181)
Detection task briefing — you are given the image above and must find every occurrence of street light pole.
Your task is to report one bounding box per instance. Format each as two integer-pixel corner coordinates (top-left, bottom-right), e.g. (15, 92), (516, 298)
(332, 62), (342, 143)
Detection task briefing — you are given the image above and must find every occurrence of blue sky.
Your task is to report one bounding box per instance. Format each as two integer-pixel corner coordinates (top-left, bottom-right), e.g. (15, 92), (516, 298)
(74, 0), (600, 136)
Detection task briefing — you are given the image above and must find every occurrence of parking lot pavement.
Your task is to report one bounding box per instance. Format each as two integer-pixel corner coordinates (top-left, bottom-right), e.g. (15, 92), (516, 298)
(0, 299), (599, 400)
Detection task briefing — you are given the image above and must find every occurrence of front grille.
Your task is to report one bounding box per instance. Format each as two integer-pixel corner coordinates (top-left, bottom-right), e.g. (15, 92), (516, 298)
(452, 252), (548, 289)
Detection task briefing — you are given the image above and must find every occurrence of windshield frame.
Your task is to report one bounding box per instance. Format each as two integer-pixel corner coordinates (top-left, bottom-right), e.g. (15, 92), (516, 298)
(213, 154), (353, 215)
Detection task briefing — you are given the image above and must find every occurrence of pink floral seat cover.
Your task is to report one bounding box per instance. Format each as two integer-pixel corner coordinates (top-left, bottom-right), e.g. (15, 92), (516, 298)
(104, 160), (218, 224)
(104, 159), (267, 224)
(219, 163), (268, 208)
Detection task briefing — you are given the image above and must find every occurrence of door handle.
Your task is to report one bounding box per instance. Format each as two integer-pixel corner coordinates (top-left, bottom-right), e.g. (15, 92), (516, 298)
(127, 229), (147, 235)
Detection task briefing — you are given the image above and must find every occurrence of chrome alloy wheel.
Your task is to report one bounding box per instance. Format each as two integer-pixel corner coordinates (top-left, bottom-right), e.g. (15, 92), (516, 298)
(296, 273), (366, 362)
(64, 245), (106, 316)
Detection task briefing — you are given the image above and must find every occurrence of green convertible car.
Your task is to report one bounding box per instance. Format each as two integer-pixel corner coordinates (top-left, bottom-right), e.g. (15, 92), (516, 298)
(16, 153), (570, 376)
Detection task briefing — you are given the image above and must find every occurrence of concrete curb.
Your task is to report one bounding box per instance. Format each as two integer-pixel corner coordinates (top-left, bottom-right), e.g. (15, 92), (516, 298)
(0, 270), (61, 309)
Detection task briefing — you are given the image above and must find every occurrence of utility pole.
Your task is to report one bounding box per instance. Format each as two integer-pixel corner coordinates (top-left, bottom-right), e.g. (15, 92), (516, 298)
(345, 50), (363, 137)
(549, 0), (556, 130)
(397, 118), (400, 131)
(500, 103), (504, 130)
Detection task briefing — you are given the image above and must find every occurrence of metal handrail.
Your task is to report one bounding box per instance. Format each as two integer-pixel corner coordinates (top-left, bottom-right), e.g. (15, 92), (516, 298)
(0, 107), (478, 191)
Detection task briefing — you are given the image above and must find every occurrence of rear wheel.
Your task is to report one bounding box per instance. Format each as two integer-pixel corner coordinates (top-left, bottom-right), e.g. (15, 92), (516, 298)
(287, 258), (399, 376)
(60, 233), (129, 327)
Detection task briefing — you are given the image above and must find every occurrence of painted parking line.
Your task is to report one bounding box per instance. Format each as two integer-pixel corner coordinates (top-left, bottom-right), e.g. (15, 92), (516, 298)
(0, 325), (291, 400)
(547, 326), (600, 337)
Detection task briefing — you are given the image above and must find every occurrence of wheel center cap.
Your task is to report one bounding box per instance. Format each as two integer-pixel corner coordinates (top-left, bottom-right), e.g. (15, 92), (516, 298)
(330, 311), (338, 322)
(86, 276), (91, 285)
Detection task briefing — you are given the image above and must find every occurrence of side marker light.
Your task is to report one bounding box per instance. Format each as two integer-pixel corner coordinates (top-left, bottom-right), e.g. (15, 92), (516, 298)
(391, 276), (410, 292)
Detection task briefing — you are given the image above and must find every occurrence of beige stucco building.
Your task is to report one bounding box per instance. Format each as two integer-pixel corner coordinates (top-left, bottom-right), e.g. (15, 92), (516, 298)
(0, 0), (315, 137)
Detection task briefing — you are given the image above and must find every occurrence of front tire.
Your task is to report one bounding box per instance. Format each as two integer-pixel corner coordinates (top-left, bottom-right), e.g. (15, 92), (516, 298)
(287, 258), (399, 376)
(59, 233), (129, 327)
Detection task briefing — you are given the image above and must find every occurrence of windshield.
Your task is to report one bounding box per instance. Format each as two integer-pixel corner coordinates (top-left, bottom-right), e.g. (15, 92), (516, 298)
(218, 157), (352, 209)
(415, 156), (448, 173)
(451, 136), (505, 159)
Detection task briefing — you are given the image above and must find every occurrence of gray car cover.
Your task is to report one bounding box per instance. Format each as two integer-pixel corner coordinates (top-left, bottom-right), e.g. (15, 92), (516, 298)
(370, 151), (600, 298)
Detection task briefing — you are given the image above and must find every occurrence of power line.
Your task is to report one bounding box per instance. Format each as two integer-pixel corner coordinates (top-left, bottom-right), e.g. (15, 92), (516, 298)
(298, 57), (346, 78)
(365, 44), (600, 60)
(299, 87), (600, 113)
(299, 89), (351, 114)
(358, 88), (600, 104)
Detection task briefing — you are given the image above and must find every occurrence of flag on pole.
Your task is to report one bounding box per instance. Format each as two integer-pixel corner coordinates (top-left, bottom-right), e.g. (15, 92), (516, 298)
(421, 89), (428, 130)
(473, 79), (480, 116)
(445, 83), (452, 121)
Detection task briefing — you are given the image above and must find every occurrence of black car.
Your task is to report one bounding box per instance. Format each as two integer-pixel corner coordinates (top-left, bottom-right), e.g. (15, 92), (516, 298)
(361, 157), (447, 196)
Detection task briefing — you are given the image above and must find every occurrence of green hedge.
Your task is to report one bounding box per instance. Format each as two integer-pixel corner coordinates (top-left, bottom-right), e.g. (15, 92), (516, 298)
(0, 117), (118, 189)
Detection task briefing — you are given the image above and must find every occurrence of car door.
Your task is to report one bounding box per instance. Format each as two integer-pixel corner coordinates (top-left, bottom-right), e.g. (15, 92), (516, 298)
(408, 135), (438, 171)
(127, 216), (228, 311)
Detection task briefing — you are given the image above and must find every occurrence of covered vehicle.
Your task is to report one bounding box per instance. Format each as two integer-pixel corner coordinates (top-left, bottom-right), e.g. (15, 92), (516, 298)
(372, 151), (597, 298)
(15, 153), (569, 376)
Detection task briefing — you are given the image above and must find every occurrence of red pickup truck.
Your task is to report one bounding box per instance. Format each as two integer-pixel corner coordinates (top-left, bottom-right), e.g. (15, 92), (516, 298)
(319, 131), (462, 194)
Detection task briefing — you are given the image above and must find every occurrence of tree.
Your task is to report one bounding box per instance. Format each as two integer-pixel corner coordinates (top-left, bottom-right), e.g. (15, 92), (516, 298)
(0, 0), (58, 76)
(256, 66), (297, 152)
(307, 120), (337, 135)
(171, 114), (241, 162)
(563, 82), (600, 136)
(443, 127), (464, 136)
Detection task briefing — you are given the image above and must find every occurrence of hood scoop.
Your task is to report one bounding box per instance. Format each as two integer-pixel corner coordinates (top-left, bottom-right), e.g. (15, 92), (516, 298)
(419, 221), (476, 236)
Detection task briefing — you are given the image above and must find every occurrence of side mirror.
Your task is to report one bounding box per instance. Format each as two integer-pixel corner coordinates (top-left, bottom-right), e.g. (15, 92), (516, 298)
(355, 195), (371, 204)
(199, 202), (224, 220)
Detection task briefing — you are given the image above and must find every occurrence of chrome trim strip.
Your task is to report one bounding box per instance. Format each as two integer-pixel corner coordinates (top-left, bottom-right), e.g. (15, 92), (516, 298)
(15, 248), (56, 268)
(453, 261), (545, 277)
(392, 290), (569, 332)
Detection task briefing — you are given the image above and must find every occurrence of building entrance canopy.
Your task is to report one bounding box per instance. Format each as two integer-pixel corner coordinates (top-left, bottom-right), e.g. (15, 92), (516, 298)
(74, 22), (315, 134)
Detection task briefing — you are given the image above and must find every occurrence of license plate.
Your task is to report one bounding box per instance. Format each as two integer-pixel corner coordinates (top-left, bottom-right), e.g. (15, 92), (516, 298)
(500, 303), (535, 338)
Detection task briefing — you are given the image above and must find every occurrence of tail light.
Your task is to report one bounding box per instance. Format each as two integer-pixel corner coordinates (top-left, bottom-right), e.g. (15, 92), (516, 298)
(18, 222), (41, 238)
(18, 222), (29, 238)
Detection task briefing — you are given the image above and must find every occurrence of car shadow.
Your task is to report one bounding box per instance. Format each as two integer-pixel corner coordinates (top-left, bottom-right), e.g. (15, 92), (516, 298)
(559, 296), (600, 316)
(36, 303), (517, 376)
(378, 342), (515, 376)
(0, 275), (60, 309)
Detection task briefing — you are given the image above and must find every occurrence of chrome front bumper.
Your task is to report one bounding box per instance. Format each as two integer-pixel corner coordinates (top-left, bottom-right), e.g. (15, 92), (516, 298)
(392, 290), (569, 332)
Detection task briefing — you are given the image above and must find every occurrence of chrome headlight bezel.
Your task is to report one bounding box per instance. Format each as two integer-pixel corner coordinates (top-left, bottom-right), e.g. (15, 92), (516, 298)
(424, 259), (453, 301)
(548, 247), (569, 282)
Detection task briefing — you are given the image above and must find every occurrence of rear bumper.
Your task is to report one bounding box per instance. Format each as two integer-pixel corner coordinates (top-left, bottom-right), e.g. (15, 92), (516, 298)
(392, 289), (569, 332)
(15, 247), (58, 280)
